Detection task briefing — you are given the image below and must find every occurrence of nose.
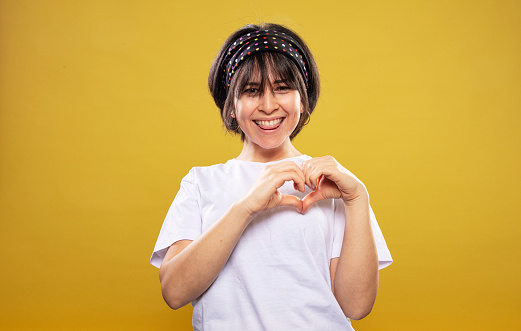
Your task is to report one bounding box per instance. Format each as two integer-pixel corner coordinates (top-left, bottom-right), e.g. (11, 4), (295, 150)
(258, 89), (278, 114)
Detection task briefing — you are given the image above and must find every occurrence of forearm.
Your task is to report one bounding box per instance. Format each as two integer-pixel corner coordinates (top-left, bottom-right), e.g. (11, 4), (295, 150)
(159, 200), (254, 309)
(334, 193), (379, 320)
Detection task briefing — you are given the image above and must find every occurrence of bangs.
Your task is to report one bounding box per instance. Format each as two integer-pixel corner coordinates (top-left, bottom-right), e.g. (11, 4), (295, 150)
(232, 52), (306, 97)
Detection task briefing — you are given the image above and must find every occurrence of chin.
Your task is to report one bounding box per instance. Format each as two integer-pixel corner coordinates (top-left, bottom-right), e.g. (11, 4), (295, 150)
(254, 136), (289, 150)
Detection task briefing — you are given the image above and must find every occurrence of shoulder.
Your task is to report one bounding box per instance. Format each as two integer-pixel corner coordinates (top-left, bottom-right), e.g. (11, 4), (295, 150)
(184, 160), (234, 184)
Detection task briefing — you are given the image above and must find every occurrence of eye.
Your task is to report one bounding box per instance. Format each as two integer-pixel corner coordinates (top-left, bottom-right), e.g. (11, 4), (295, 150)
(242, 87), (259, 95)
(274, 85), (291, 93)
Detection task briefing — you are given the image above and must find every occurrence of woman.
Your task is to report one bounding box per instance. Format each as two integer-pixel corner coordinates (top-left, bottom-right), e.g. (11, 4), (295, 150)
(151, 23), (392, 330)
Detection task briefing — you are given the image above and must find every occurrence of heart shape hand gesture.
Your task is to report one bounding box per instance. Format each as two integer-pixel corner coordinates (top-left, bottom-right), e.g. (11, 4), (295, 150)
(240, 156), (368, 216)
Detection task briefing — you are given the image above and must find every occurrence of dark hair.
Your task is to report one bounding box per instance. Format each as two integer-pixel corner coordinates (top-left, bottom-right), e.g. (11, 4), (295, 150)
(208, 23), (320, 140)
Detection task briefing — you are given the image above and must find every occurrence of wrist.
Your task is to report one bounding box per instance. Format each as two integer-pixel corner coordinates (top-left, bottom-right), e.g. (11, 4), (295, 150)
(342, 183), (369, 207)
(232, 198), (258, 224)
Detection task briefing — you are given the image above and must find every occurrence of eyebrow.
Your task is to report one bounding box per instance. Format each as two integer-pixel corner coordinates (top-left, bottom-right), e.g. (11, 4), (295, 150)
(245, 79), (287, 86)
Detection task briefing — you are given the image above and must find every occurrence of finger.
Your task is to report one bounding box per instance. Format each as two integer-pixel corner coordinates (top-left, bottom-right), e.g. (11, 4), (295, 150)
(300, 159), (314, 178)
(308, 166), (323, 190)
(315, 175), (324, 191)
(300, 161), (315, 189)
(287, 169), (306, 193)
(301, 190), (323, 213)
(302, 159), (325, 190)
(289, 163), (306, 191)
(269, 162), (306, 192)
(271, 170), (305, 193)
(289, 169), (306, 193)
(279, 194), (303, 212)
(304, 160), (340, 190)
(292, 178), (305, 193)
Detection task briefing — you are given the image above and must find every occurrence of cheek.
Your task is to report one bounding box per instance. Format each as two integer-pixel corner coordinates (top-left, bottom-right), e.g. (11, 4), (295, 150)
(233, 99), (253, 125)
(233, 98), (245, 119)
(288, 97), (302, 116)
(289, 92), (302, 114)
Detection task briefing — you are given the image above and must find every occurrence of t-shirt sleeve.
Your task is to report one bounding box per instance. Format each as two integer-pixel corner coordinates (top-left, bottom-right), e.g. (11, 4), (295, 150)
(331, 199), (393, 270)
(150, 169), (202, 268)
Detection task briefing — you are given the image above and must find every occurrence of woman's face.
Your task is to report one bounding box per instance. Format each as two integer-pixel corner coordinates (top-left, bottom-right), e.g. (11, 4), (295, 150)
(233, 73), (302, 153)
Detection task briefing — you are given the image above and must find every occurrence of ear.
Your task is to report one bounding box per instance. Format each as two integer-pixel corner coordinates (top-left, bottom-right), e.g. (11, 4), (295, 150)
(300, 102), (304, 114)
(231, 103), (237, 118)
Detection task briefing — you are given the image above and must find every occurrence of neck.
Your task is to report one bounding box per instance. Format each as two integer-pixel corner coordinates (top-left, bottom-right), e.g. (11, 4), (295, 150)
(236, 140), (302, 162)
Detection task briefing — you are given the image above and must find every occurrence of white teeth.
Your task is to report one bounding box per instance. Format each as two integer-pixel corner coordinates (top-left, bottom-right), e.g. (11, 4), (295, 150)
(255, 119), (282, 127)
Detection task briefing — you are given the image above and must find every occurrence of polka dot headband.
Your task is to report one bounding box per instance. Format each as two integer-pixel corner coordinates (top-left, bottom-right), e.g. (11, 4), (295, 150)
(221, 29), (311, 95)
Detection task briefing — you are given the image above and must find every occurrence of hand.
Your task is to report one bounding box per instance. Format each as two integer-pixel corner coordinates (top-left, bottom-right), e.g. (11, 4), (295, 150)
(239, 161), (306, 215)
(300, 156), (368, 213)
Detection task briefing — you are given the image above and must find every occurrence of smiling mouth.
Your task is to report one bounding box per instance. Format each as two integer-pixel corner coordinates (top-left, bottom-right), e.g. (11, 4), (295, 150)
(254, 118), (284, 130)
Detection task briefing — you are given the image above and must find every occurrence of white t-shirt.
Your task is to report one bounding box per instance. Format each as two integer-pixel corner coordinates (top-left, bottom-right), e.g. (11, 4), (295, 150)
(151, 155), (393, 331)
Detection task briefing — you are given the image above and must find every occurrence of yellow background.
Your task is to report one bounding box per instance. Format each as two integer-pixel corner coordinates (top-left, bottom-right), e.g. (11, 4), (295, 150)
(1, 0), (520, 330)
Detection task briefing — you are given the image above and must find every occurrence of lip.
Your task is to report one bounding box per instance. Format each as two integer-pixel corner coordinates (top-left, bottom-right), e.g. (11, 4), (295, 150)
(253, 117), (285, 131)
(253, 116), (285, 121)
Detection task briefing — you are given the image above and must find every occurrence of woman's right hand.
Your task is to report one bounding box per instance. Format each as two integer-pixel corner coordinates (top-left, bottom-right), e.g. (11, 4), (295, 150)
(239, 161), (306, 215)
(160, 161), (306, 309)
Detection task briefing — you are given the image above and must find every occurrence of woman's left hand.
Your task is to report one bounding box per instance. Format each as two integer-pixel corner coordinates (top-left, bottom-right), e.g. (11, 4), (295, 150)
(300, 156), (368, 213)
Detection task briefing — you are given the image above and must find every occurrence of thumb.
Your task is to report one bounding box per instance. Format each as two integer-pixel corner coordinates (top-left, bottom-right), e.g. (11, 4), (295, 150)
(301, 191), (323, 214)
(279, 194), (303, 213)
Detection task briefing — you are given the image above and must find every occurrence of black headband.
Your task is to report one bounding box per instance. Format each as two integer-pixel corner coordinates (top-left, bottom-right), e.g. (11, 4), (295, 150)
(221, 29), (311, 95)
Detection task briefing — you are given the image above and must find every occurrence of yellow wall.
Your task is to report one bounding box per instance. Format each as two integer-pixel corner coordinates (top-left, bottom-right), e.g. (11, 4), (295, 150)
(1, 0), (520, 330)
